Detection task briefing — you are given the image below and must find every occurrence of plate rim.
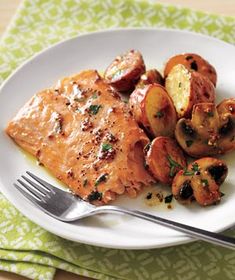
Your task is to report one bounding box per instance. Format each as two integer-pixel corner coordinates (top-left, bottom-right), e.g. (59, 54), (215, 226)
(0, 27), (235, 249)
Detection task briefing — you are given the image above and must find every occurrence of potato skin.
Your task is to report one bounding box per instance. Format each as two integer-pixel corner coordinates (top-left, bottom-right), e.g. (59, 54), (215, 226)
(172, 157), (228, 206)
(165, 64), (215, 118)
(175, 101), (235, 157)
(137, 69), (164, 88)
(104, 49), (145, 92)
(129, 84), (177, 138)
(164, 53), (217, 86)
(145, 136), (186, 184)
(191, 71), (215, 104)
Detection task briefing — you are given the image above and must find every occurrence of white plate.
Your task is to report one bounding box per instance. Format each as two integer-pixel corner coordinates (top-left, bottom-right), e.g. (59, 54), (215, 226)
(0, 28), (235, 249)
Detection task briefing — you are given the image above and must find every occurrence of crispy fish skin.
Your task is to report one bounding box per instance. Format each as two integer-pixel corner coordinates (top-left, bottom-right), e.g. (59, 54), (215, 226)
(6, 70), (153, 204)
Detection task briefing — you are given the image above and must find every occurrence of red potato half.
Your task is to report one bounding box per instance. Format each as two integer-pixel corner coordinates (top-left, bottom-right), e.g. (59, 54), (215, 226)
(129, 84), (177, 138)
(145, 136), (187, 184)
(104, 49), (146, 92)
(137, 69), (164, 88)
(164, 53), (217, 86)
(172, 157), (228, 206)
(165, 64), (215, 118)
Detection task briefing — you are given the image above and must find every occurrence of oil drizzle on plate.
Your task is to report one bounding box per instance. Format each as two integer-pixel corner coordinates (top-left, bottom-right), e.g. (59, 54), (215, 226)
(143, 184), (175, 210)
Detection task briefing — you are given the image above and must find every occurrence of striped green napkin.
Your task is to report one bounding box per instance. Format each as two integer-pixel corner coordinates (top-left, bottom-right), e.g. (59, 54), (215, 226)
(0, 0), (234, 279)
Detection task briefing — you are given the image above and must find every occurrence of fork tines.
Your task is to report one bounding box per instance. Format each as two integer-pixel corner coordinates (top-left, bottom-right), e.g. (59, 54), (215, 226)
(14, 171), (54, 203)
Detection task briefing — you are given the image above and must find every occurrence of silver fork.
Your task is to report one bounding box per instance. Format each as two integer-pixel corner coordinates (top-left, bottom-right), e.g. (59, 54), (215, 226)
(14, 171), (235, 250)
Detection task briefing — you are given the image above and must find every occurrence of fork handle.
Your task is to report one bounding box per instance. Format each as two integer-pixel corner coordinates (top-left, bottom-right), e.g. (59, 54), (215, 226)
(96, 205), (235, 249)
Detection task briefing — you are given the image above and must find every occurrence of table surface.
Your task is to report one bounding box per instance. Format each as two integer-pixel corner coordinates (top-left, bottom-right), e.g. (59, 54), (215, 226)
(0, 0), (234, 279)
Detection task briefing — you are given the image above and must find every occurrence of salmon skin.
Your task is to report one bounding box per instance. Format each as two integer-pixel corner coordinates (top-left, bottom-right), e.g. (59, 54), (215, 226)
(6, 70), (153, 204)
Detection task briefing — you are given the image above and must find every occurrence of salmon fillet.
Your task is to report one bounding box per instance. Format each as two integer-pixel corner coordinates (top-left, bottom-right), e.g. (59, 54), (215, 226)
(6, 70), (153, 204)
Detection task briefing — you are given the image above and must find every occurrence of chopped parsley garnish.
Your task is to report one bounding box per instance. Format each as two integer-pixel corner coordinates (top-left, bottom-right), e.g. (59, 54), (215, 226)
(220, 192), (225, 197)
(207, 111), (214, 117)
(155, 111), (164, 118)
(167, 155), (182, 177)
(101, 143), (113, 152)
(183, 168), (194, 176)
(186, 140), (193, 147)
(87, 191), (102, 201)
(178, 82), (182, 88)
(183, 163), (200, 176)
(192, 163), (200, 172)
(95, 173), (108, 186)
(88, 104), (102, 115)
(165, 194), (173, 203)
(201, 179), (209, 187)
(112, 69), (125, 80)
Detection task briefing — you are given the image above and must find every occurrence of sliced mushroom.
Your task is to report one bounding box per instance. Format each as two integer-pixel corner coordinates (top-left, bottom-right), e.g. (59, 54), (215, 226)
(175, 100), (235, 157)
(172, 157), (228, 206)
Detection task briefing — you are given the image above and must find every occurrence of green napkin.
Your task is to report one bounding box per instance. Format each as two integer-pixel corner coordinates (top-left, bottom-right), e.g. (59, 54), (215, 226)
(0, 0), (235, 279)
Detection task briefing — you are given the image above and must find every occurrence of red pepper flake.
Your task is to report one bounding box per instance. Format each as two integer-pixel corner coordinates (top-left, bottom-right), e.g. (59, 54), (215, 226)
(47, 134), (54, 140)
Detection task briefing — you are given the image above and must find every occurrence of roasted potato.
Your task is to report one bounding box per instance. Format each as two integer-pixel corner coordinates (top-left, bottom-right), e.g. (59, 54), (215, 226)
(172, 157), (228, 206)
(104, 49), (145, 92)
(175, 100), (235, 157)
(137, 69), (164, 88)
(129, 84), (177, 137)
(145, 136), (187, 184)
(165, 64), (215, 118)
(164, 53), (217, 86)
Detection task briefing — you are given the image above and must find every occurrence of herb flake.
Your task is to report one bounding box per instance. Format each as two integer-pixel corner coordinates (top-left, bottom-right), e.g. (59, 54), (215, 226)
(101, 143), (113, 152)
(183, 168), (194, 176)
(186, 140), (193, 147)
(183, 163), (200, 176)
(95, 173), (108, 186)
(155, 111), (164, 118)
(87, 191), (102, 201)
(165, 194), (173, 203)
(207, 111), (214, 117)
(192, 163), (200, 172)
(167, 155), (182, 177)
(88, 104), (102, 115)
(201, 179), (209, 187)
